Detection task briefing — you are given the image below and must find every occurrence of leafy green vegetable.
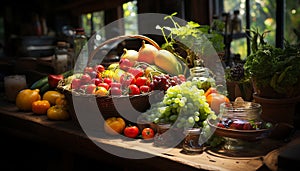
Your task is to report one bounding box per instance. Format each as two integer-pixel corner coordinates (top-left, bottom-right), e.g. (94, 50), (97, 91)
(156, 12), (225, 69)
(244, 28), (300, 97)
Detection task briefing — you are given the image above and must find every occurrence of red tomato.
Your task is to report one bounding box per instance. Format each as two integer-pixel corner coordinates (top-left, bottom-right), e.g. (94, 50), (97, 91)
(110, 87), (122, 96)
(86, 84), (97, 94)
(71, 78), (81, 90)
(128, 84), (140, 95)
(141, 127), (155, 140)
(139, 85), (150, 93)
(119, 58), (133, 71)
(98, 82), (110, 90)
(110, 82), (122, 89)
(120, 73), (136, 86)
(127, 67), (144, 78)
(94, 64), (105, 72)
(135, 76), (148, 87)
(103, 77), (112, 85)
(91, 78), (102, 86)
(84, 66), (94, 74)
(80, 74), (92, 84)
(123, 125), (139, 138)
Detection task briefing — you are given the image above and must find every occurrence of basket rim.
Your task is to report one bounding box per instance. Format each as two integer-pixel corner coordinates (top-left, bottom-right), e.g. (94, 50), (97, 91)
(57, 86), (160, 100)
(87, 34), (161, 65)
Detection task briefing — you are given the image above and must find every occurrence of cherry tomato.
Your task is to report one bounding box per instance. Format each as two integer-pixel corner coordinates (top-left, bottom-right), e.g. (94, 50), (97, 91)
(120, 73), (136, 86)
(123, 125), (139, 138)
(80, 74), (92, 84)
(103, 77), (112, 85)
(83, 66), (94, 74)
(141, 127), (155, 140)
(128, 84), (140, 95)
(97, 82), (110, 90)
(91, 78), (102, 86)
(86, 84), (97, 94)
(119, 58), (133, 71)
(127, 67), (144, 78)
(110, 82), (122, 89)
(139, 85), (150, 93)
(71, 78), (81, 90)
(94, 64), (105, 72)
(110, 87), (122, 96)
(135, 76), (148, 87)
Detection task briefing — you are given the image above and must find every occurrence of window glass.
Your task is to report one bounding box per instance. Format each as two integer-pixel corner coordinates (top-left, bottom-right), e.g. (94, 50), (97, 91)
(224, 0), (276, 60)
(285, 1), (300, 45)
(123, 0), (138, 35)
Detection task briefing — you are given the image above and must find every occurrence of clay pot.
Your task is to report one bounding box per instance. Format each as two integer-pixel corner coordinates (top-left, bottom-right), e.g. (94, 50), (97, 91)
(253, 93), (300, 139)
(226, 80), (254, 101)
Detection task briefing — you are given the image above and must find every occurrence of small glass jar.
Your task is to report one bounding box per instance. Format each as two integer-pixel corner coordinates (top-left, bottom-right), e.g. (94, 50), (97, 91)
(182, 128), (204, 154)
(4, 75), (27, 102)
(219, 100), (263, 150)
(220, 100), (262, 122)
(187, 60), (215, 82)
(53, 41), (70, 74)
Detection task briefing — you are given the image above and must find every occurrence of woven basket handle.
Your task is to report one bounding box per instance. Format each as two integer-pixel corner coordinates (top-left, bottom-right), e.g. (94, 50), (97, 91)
(87, 35), (161, 65)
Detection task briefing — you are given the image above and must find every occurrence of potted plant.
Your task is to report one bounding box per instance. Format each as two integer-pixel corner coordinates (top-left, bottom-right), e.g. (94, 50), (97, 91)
(244, 28), (300, 138)
(156, 12), (225, 71)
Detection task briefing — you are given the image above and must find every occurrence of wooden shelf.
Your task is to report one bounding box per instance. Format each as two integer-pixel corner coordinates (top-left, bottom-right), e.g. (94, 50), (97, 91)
(0, 98), (293, 171)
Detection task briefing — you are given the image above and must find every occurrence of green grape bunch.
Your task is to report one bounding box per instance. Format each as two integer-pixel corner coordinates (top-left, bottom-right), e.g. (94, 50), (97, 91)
(140, 81), (217, 129)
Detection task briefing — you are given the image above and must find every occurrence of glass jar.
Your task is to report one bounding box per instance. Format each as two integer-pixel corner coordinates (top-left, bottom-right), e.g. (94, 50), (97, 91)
(218, 100), (263, 150)
(182, 128), (204, 154)
(73, 28), (88, 71)
(4, 75), (27, 102)
(53, 41), (70, 74)
(187, 60), (213, 81)
(219, 100), (262, 122)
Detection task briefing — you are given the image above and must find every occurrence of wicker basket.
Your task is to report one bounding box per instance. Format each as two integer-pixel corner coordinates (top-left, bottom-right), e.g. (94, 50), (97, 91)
(57, 35), (163, 125)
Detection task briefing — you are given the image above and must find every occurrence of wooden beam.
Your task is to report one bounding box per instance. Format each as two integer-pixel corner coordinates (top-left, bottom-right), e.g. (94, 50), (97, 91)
(56, 0), (130, 15)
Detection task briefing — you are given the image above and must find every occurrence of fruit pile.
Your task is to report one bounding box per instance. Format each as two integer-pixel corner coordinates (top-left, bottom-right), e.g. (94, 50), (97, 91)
(216, 118), (272, 130)
(58, 40), (186, 96)
(104, 116), (155, 140)
(15, 89), (70, 121)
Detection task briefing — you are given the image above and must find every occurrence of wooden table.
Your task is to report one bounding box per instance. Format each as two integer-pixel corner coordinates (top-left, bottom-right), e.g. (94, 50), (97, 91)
(0, 99), (292, 171)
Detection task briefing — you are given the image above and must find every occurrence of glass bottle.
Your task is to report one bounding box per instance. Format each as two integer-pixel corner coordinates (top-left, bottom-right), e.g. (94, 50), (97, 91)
(73, 28), (88, 71)
(53, 41), (69, 74)
(231, 10), (242, 34)
(221, 12), (231, 35)
(187, 59), (215, 83)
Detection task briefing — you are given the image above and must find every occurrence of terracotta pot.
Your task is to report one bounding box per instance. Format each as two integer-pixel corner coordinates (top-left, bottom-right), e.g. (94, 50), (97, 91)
(253, 93), (300, 139)
(251, 77), (285, 99)
(226, 80), (253, 101)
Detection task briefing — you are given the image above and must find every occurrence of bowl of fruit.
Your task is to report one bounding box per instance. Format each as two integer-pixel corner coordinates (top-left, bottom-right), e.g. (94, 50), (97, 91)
(208, 98), (273, 151)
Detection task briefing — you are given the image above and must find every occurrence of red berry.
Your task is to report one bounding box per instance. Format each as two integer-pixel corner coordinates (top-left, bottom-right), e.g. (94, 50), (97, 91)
(217, 122), (225, 128)
(243, 122), (253, 130)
